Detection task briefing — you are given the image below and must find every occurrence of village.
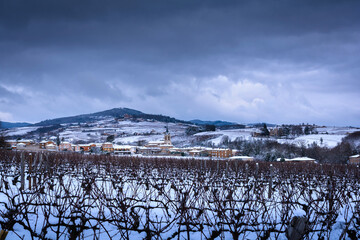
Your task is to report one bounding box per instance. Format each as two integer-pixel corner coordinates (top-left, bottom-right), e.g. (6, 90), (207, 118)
(5, 126), (360, 164)
(5, 127), (243, 159)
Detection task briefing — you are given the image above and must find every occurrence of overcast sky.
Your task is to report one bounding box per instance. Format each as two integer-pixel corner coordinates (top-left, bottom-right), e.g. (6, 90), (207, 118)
(0, 0), (359, 126)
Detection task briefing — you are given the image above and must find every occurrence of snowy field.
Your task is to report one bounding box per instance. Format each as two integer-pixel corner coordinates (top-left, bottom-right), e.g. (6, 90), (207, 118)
(278, 134), (346, 148)
(1, 151), (360, 239)
(2, 126), (40, 137)
(195, 129), (253, 145)
(196, 128), (355, 148)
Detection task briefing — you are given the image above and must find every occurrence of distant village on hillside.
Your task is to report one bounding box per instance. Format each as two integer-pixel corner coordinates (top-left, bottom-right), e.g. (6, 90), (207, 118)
(5, 125), (360, 164)
(1, 109), (359, 164)
(5, 126), (242, 159)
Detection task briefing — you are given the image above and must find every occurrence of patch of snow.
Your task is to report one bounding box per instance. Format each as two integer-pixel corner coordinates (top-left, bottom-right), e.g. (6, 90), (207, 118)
(3, 126), (40, 136)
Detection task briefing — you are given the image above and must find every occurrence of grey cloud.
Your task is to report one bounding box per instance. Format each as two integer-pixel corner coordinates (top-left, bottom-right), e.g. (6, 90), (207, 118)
(0, 0), (359, 125)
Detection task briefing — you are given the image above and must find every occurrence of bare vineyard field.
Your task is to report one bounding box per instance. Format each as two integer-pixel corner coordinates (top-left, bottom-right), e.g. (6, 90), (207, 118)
(0, 150), (360, 239)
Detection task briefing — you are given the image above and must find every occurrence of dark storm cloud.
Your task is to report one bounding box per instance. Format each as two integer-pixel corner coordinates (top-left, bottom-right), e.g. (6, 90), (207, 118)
(0, 0), (359, 125)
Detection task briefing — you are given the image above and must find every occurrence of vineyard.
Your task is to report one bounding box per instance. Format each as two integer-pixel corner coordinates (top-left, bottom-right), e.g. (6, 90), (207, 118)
(0, 150), (360, 239)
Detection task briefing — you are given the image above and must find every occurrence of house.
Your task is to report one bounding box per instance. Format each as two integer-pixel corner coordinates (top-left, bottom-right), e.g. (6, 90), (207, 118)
(138, 146), (161, 155)
(5, 140), (17, 149)
(46, 143), (57, 151)
(79, 144), (91, 152)
(40, 140), (55, 149)
(206, 148), (233, 158)
(17, 139), (34, 146)
(187, 147), (234, 158)
(349, 154), (360, 164)
(90, 143), (100, 149)
(145, 140), (164, 148)
(270, 128), (280, 137)
(252, 130), (262, 137)
(16, 142), (27, 150)
(159, 143), (174, 154)
(169, 148), (186, 156)
(72, 144), (81, 152)
(39, 140), (47, 149)
(113, 145), (136, 155)
(59, 142), (72, 151)
(189, 149), (204, 157)
(101, 142), (114, 153)
(89, 143), (102, 154)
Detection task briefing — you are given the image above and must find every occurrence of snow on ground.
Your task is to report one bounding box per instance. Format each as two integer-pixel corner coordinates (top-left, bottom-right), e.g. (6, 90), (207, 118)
(278, 134), (346, 148)
(197, 128), (350, 148)
(47, 120), (190, 145)
(2, 119), (358, 149)
(195, 129), (254, 145)
(316, 126), (360, 135)
(3, 126), (40, 136)
(114, 135), (162, 144)
(294, 134), (345, 148)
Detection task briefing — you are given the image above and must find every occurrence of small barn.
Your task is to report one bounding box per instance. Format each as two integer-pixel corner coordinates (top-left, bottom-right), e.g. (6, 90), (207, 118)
(349, 154), (360, 164)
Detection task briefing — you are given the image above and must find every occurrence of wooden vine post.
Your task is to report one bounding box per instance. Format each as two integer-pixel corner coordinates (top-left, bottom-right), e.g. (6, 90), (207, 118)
(29, 153), (32, 189)
(0, 230), (9, 240)
(268, 164), (273, 199)
(20, 152), (25, 191)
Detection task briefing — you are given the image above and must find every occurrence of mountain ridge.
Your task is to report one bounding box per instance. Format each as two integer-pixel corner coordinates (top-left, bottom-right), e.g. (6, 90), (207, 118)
(0, 121), (32, 129)
(190, 119), (239, 126)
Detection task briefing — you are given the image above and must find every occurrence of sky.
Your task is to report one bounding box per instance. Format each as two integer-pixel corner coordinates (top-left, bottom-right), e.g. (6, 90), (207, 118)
(0, 0), (359, 126)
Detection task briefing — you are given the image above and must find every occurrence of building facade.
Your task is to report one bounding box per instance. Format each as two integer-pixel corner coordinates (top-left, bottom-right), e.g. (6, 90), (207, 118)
(349, 154), (360, 164)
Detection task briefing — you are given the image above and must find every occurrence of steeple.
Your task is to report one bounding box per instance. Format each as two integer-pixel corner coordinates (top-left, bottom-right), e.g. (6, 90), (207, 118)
(164, 126), (171, 145)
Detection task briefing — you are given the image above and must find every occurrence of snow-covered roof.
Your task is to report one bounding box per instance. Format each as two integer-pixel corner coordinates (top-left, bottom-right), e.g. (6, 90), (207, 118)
(350, 154), (360, 158)
(160, 144), (173, 147)
(87, 143), (102, 147)
(229, 156), (254, 160)
(113, 145), (135, 149)
(189, 150), (202, 153)
(207, 148), (230, 151)
(286, 157), (316, 162)
(148, 140), (164, 144)
(139, 146), (161, 150)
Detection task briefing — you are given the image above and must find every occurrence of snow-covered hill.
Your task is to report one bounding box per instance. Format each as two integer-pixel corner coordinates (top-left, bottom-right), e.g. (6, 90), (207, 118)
(2, 116), (359, 149)
(1, 107), (359, 148)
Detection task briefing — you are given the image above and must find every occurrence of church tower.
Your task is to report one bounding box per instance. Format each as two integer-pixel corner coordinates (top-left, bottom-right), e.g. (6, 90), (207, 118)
(164, 126), (171, 145)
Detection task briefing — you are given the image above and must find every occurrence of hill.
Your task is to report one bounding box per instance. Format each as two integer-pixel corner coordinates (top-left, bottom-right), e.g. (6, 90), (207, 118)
(35, 107), (190, 126)
(2, 108), (359, 153)
(190, 119), (238, 126)
(0, 121), (32, 129)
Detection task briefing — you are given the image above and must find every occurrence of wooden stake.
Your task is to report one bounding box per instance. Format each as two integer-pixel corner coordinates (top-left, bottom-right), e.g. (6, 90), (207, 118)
(268, 164), (273, 199)
(29, 153), (32, 189)
(0, 230), (9, 240)
(20, 152), (25, 191)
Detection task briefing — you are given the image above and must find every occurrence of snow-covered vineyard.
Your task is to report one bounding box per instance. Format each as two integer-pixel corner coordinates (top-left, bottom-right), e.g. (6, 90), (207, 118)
(1, 151), (360, 239)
